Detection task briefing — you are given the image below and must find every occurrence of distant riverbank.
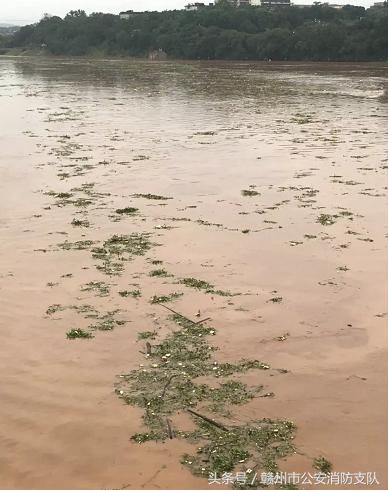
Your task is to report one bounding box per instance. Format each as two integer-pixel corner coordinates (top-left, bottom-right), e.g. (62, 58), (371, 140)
(3, 5), (388, 62)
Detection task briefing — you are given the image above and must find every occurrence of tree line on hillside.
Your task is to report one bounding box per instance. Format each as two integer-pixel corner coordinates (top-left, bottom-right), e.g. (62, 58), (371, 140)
(4, 2), (388, 61)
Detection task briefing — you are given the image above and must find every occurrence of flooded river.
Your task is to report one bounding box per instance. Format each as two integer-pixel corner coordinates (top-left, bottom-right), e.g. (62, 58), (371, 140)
(0, 58), (387, 490)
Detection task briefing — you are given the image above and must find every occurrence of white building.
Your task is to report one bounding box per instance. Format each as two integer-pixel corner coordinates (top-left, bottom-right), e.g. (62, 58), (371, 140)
(214, 0), (254, 5)
(185, 2), (206, 10)
(119, 10), (144, 19)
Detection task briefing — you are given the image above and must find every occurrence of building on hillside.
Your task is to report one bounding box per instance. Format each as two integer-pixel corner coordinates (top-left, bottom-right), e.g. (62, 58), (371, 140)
(185, 2), (207, 10)
(293, 2), (345, 6)
(261, 0), (290, 7)
(372, 1), (387, 6)
(214, 0), (253, 5)
(119, 10), (143, 19)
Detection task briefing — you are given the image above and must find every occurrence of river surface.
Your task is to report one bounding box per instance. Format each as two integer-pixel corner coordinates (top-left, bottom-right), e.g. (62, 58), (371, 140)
(0, 58), (387, 490)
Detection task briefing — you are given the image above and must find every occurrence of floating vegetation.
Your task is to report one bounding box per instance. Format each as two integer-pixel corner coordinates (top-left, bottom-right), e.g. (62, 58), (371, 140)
(291, 113), (314, 124)
(313, 456), (333, 474)
(66, 328), (94, 340)
(71, 218), (90, 228)
(197, 219), (223, 228)
(179, 277), (214, 290)
(133, 155), (150, 161)
(71, 303), (99, 319)
(137, 330), (158, 341)
(194, 130), (216, 136)
(47, 302), (126, 336)
(150, 293), (184, 304)
(45, 191), (73, 201)
(58, 240), (94, 251)
(289, 240), (303, 247)
(268, 297), (283, 304)
(337, 266), (350, 272)
(90, 310), (126, 331)
(46, 304), (65, 316)
(178, 277), (233, 297)
(81, 281), (111, 297)
(116, 313), (295, 483)
(133, 193), (172, 201)
(241, 189), (259, 197)
(149, 269), (172, 278)
(338, 210), (353, 218)
(73, 197), (94, 207)
(317, 214), (337, 226)
(115, 207), (139, 215)
(210, 289), (235, 297)
(119, 289), (142, 298)
(91, 233), (156, 276)
(181, 418), (296, 479)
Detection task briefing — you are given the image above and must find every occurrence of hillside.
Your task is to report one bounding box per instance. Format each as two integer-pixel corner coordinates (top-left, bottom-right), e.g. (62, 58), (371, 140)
(5, 4), (388, 61)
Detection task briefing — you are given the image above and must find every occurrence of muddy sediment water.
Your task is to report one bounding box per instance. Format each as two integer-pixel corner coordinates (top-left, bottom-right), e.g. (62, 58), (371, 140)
(0, 58), (387, 490)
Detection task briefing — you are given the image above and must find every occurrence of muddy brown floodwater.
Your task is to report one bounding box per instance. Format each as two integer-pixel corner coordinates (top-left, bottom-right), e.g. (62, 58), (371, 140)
(0, 58), (387, 490)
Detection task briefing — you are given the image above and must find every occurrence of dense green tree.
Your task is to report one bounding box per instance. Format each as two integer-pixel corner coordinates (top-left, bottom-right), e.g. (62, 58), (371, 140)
(8, 4), (388, 61)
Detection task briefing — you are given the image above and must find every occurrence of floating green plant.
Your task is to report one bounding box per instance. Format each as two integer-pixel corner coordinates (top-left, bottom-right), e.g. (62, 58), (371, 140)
(137, 330), (158, 341)
(71, 218), (90, 228)
(317, 214), (337, 226)
(133, 193), (172, 201)
(119, 289), (142, 298)
(179, 277), (214, 290)
(150, 293), (183, 304)
(81, 281), (110, 297)
(66, 328), (93, 340)
(313, 456), (333, 474)
(116, 313), (295, 484)
(115, 207), (139, 215)
(149, 269), (172, 278)
(241, 189), (259, 197)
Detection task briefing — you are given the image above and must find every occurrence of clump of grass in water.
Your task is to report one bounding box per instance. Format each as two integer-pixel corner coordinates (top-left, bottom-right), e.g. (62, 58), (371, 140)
(68, 307), (125, 332)
(179, 277), (234, 297)
(317, 214), (337, 226)
(58, 240), (95, 251)
(66, 328), (93, 340)
(137, 330), (158, 341)
(133, 193), (172, 201)
(179, 277), (213, 290)
(116, 314), (296, 483)
(181, 418), (296, 478)
(90, 311), (126, 331)
(150, 260), (163, 265)
(71, 218), (90, 228)
(91, 233), (156, 276)
(241, 189), (259, 197)
(81, 281), (110, 297)
(46, 304), (65, 315)
(119, 289), (142, 298)
(268, 296), (283, 304)
(115, 207), (139, 215)
(149, 269), (172, 278)
(313, 456), (333, 474)
(150, 292), (183, 304)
